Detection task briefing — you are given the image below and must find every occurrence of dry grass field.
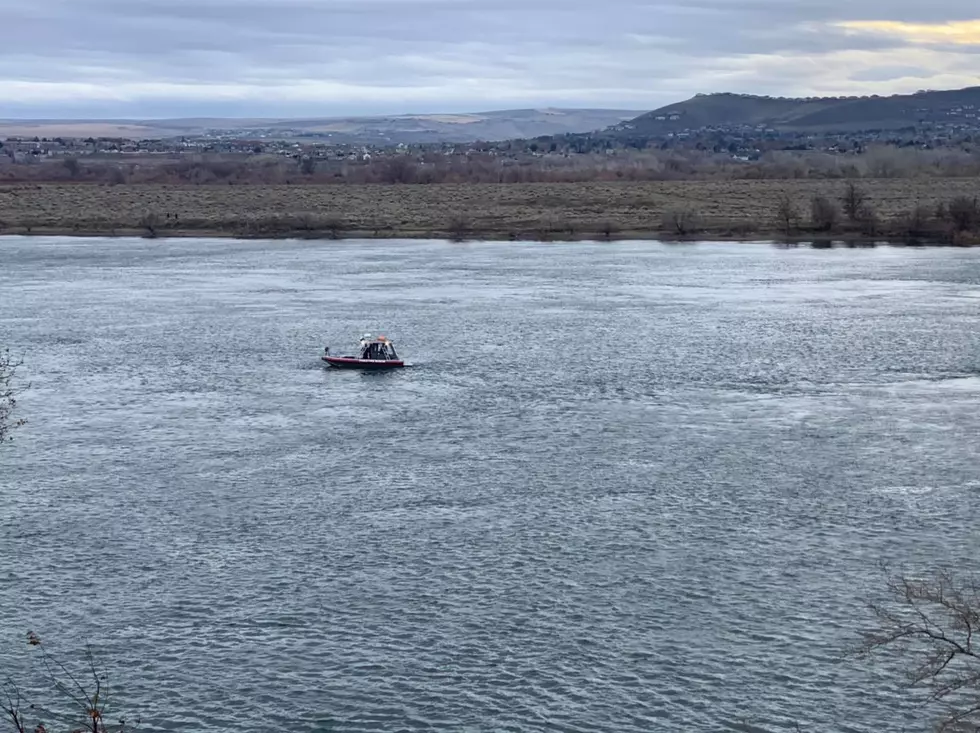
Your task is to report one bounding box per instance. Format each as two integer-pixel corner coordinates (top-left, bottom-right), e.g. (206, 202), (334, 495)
(0, 178), (978, 241)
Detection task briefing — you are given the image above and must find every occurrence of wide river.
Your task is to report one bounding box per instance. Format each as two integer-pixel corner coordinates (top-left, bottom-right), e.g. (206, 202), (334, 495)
(2, 237), (979, 732)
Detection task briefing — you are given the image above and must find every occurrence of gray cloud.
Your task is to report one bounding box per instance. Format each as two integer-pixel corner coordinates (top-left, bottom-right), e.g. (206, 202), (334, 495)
(0, 0), (977, 117)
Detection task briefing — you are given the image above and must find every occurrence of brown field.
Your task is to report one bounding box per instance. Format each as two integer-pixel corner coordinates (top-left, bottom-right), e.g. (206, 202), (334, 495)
(0, 122), (162, 138)
(0, 178), (978, 242)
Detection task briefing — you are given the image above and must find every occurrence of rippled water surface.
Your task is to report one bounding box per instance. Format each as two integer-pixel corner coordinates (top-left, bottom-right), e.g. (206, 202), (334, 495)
(2, 236), (980, 732)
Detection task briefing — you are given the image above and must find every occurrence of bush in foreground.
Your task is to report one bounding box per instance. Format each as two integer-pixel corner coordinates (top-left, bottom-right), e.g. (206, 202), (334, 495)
(0, 349), (25, 443)
(858, 567), (980, 731)
(2, 633), (138, 733)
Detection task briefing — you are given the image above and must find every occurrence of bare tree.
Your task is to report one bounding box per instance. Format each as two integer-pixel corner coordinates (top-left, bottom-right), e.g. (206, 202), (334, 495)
(62, 157), (81, 179)
(299, 156), (317, 176)
(0, 349), (26, 443)
(948, 196), (979, 233)
(663, 207), (703, 235)
(841, 182), (868, 222)
(138, 212), (160, 237)
(858, 567), (980, 731)
(775, 195), (799, 235)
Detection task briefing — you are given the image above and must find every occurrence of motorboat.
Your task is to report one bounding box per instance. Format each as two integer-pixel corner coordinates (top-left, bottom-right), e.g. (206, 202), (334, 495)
(322, 334), (405, 369)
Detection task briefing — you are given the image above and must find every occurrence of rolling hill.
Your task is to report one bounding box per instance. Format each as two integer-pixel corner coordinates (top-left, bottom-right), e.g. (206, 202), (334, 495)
(615, 87), (980, 136)
(0, 108), (644, 144)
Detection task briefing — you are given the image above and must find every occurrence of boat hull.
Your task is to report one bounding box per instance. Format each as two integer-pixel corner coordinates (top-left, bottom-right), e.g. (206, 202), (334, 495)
(322, 356), (405, 370)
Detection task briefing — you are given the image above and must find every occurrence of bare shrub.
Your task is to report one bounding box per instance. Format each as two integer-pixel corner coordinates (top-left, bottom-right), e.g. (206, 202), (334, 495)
(319, 215), (344, 239)
(855, 203), (880, 236)
(138, 211), (161, 237)
(106, 167), (126, 186)
(447, 214), (470, 241)
(948, 196), (979, 232)
(296, 213), (317, 232)
(299, 157), (317, 176)
(903, 204), (934, 239)
(950, 230), (980, 246)
(2, 632), (138, 733)
(724, 219), (759, 237)
(663, 207), (703, 235)
(598, 221), (620, 240)
(382, 156), (417, 184)
(62, 157), (81, 179)
(246, 214), (296, 236)
(290, 215), (344, 238)
(535, 215), (565, 241)
(775, 195), (800, 235)
(858, 567), (980, 731)
(864, 146), (912, 178)
(809, 195), (838, 232)
(841, 182), (868, 222)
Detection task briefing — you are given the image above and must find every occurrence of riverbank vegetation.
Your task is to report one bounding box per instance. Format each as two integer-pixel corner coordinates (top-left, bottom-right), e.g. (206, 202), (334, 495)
(4, 144), (980, 187)
(0, 179), (977, 243)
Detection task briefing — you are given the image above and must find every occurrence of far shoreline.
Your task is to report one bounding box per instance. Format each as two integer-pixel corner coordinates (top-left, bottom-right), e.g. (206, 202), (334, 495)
(1, 179), (978, 246)
(0, 226), (966, 249)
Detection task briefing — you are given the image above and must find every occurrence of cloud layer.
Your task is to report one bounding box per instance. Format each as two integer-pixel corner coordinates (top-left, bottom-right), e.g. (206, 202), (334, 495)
(1, 0), (978, 117)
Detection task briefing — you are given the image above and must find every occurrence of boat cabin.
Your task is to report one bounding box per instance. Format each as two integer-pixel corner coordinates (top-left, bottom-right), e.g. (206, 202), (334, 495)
(322, 333), (405, 369)
(358, 334), (399, 361)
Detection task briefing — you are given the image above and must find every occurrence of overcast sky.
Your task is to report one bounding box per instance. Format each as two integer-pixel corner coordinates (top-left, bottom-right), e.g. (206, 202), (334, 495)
(0, 0), (978, 118)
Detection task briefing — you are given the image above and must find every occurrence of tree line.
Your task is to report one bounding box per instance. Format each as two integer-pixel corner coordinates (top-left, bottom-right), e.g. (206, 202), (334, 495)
(3, 146), (980, 186)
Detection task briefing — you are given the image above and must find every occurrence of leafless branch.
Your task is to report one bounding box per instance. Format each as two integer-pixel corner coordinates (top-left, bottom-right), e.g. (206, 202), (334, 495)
(1, 678), (29, 733)
(0, 348), (28, 443)
(13, 633), (138, 733)
(857, 566), (980, 730)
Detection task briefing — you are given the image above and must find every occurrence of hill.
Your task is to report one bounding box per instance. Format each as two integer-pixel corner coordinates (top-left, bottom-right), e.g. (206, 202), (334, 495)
(616, 87), (980, 136)
(0, 108), (644, 144)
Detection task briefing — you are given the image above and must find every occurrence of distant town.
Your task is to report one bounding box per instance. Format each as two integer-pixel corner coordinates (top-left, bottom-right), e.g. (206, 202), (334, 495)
(2, 88), (979, 184)
(2, 115), (979, 167)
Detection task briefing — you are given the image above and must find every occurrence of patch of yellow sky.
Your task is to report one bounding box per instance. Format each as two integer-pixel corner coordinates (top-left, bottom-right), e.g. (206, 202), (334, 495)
(837, 18), (980, 45)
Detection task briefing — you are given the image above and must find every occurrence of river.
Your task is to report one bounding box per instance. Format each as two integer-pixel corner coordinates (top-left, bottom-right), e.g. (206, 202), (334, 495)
(2, 236), (979, 732)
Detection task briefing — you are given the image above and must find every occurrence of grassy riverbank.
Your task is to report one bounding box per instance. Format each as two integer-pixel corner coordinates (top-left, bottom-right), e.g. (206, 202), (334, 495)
(0, 179), (978, 242)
